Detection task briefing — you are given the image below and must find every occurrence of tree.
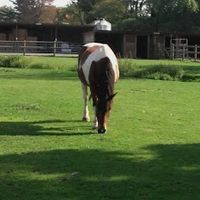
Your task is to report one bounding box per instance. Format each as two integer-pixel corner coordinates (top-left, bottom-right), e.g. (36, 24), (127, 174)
(9, 0), (55, 23)
(57, 0), (200, 32)
(59, 0), (125, 25)
(145, 0), (199, 31)
(123, 0), (147, 16)
(39, 5), (58, 23)
(62, 0), (97, 25)
(90, 0), (126, 24)
(0, 6), (17, 23)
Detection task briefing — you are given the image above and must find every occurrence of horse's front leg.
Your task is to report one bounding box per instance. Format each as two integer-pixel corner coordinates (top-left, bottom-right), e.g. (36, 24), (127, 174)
(92, 106), (98, 129)
(81, 84), (90, 122)
(91, 96), (98, 129)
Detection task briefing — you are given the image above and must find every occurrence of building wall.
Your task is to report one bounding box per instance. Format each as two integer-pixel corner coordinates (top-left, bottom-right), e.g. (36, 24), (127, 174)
(149, 33), (166, 59)
(83, 31), (95, 44)
(123, 34), (137, 58)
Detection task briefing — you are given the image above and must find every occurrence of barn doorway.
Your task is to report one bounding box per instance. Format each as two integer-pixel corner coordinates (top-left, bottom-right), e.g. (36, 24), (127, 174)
(137, 35), (148, 58)
(95, 32), (123, 57)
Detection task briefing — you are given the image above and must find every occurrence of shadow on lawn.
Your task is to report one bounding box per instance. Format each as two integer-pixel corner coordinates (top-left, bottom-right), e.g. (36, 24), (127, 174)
(0, 144), (200, 200)
(0, 119), (94, 136)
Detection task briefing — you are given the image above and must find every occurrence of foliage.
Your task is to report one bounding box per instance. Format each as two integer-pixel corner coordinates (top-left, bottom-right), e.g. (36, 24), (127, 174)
(144, 0), (199, 32)
(89, 0), (126, 24)
(0, 56), (27, 68)
(134, 65), (184, 80)
(0, 0), (199, 32)
(39, 5), (58, 23)
(119, 60), (184, 80)
(1, 56), (200, 82)
(0, 6), (17, 23)
(60, 0), (125, 25)
(8, 0), (55, 23)
(119, 58), (200, 81)
(58, 0), (200, 33)
(60, 0), (97, 25)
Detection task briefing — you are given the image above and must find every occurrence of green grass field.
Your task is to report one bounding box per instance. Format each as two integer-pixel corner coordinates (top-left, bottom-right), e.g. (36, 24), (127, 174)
(0, 57), (200, 200)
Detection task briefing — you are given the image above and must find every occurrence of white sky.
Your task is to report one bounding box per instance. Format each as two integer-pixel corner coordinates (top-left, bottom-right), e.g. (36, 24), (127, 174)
(0, 0), (71, 7)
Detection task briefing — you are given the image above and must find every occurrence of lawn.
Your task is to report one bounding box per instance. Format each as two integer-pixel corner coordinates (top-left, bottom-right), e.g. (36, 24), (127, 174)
(0, 57), (200, 200)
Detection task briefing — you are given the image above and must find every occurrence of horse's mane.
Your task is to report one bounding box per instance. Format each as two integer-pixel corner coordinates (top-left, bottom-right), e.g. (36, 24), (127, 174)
(96, 57), (114, 100)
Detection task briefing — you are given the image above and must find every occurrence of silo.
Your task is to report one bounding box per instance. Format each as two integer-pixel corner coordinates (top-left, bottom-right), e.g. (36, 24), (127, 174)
(91, 18), (112, 31)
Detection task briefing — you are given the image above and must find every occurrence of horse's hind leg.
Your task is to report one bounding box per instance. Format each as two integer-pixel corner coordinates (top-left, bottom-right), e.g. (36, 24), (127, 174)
(81, 84), (90, 122)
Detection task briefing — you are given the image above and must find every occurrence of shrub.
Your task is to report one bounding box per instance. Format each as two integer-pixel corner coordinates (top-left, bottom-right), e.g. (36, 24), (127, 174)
(119, 59), (184, 81)
(0, 56), (27, 68)
(182, 74), (200, 82)
(119, 59), (137, 77)
(134, 65), (184, 81)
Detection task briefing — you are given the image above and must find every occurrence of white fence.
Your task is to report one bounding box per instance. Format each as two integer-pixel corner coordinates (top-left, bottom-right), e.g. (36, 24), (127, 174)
(0, 40), (82, 56)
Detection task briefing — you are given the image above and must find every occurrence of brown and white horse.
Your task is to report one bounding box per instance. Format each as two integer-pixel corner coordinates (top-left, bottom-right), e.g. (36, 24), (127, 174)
(78, 42), (119, 133)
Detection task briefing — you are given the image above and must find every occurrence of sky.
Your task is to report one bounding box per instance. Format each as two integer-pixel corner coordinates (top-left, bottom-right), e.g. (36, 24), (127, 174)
(0, 0), (71, 7)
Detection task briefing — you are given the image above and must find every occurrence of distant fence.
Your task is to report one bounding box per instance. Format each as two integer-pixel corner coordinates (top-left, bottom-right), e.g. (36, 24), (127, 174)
(170, 44), (200, 60)
(0, 40), (82, 56)
(169, 38), (200, 60)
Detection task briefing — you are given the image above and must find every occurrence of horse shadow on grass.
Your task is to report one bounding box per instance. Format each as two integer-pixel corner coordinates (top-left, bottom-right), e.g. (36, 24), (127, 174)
(0, 144), (200, 200)
(0, 119), (94, 136)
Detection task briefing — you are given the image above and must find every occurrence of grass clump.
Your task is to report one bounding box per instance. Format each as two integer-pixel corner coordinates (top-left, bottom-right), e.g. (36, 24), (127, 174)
(119, 58), (200, 82)
(182, 74), (200, 82)
(0, 56), (27, 68)
(134, 65), (184, 81)
(119, 59), (137, 77)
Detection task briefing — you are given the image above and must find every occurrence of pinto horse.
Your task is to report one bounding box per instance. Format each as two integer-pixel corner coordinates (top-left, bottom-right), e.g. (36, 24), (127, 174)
(78, 42), (119, 133)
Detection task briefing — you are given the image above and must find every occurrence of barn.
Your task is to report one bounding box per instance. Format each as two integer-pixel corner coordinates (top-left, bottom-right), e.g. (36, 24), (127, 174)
(1, 22), (200, 59)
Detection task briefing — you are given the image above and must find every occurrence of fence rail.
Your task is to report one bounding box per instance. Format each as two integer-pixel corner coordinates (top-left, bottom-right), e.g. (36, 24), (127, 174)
(0, 40), (82, 56)
(169, 43), (200, 60)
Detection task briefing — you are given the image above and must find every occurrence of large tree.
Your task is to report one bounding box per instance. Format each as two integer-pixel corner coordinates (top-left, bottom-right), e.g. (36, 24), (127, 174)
(0, 6), (17, 23)
(61, 0), (97, 25)
(145, 0), (199, 31)
(9, 0), (54, 23)
(59, 0), (125, 25)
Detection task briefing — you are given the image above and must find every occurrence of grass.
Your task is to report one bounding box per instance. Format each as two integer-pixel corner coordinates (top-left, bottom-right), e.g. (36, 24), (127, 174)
(0, 56), (200, 199)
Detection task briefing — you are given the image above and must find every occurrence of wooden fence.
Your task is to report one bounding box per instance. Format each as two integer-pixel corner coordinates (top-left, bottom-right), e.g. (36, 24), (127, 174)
(0, 40), (82, 56)
(170, 43), (200, 60)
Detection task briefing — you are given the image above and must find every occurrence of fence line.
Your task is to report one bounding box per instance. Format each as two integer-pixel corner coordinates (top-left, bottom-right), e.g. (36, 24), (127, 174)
(0, 40), (82, 56)
(170, 43), (200, 60)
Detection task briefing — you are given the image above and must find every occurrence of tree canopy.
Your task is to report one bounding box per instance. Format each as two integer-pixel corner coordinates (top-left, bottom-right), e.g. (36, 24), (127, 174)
(0, 0), (200, 33)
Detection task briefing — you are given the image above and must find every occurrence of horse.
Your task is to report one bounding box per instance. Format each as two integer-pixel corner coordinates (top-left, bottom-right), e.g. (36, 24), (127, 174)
(77, 42), (119, 134)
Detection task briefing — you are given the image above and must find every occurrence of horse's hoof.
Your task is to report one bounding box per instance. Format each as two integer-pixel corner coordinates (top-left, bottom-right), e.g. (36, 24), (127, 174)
(98, 128), (107, 134)
(82, 117), (90, 122)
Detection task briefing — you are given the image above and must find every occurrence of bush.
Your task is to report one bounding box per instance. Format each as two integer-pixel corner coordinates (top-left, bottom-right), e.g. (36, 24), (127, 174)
(0, 56), (27, 68)
(134, 65), (184, 80)
(119, 59), (185, 81)
(119, 59), (137, 77)
(182, 74), (200, 82)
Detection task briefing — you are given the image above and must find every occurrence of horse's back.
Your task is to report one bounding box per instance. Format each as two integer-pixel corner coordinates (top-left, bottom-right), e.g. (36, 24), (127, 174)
(78, 43), (119, 85)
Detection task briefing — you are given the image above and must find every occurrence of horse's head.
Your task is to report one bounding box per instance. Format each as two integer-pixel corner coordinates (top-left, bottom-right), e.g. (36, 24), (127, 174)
(96, 93), (117, 134)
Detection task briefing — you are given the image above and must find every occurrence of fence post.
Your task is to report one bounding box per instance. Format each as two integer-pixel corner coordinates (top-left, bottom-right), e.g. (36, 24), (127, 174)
(53, 39), (57, 56)
(170, 43), (175, 60)
(194, 45), (198, 61)
(182, 44), (185, 60)
(23, 40), (26, 56)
